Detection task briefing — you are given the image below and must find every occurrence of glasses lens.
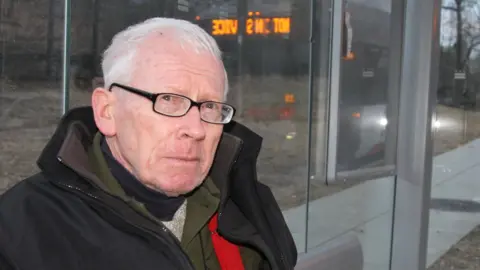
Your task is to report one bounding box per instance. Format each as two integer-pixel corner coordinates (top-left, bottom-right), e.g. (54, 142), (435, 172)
(201, 102), (234, 124)
(155, 94), (190, 116)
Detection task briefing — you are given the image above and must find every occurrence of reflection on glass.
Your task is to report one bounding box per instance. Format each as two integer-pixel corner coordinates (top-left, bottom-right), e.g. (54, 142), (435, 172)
(304, 1), (396, 270)
(428, 1), (480, 268)
(199, 0), (312, 213)
(433, 106), (467, 155)
(0, 0), (64, 192)
(210, 16), (291, 36)
(336, 1), (393, 172)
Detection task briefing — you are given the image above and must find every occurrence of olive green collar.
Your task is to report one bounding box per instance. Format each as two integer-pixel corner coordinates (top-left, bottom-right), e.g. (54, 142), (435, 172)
(88, 132), (128, 200)
(181, 176), (220, 247)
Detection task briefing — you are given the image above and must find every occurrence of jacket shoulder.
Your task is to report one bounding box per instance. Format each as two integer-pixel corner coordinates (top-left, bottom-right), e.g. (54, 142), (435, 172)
(0, 171), (92, 231)
(0, 173), (91, 269)
(0, 173), (67, 217)
(0, 173), (50, 214)
(0, 172), (83, 236)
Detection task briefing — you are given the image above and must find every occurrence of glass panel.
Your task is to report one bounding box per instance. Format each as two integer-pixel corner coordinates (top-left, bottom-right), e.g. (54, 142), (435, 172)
(201, 0), (310, 252)
(305, 1), (396, 270)
(68, 0), (310, 253)
(428, 0), (480, 268)
(335, 0), (396, 173)
(0, 1), (64, 191)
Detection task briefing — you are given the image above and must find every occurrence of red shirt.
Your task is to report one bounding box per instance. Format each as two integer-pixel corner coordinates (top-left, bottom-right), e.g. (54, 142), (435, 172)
(208, 213), (246, 270)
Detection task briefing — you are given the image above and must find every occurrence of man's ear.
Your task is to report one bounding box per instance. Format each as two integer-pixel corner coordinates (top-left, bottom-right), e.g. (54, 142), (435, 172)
(91, 87), (116, 136)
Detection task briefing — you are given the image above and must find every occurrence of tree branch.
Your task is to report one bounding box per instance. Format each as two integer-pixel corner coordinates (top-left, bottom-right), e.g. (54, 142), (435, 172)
(462, 39), (480, 67)
(442, 5), (458, 11)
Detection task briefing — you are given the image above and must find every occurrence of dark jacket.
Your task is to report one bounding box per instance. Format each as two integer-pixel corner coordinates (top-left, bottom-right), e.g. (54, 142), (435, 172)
(0, 107), (297, 270)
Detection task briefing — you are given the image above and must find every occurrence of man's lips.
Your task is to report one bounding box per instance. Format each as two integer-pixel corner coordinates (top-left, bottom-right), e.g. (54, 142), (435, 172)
(165, 156), (200, 162)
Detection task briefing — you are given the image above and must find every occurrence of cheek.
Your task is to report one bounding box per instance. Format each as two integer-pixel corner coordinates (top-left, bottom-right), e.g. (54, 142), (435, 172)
(118, 110), (166, 166)
(137, 117), (170, 158)
(202, 128), (222, 166)
(115, 112), (138, 150)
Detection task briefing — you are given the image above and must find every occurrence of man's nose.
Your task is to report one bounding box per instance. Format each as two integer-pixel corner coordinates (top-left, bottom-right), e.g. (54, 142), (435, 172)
(180, 106), (206, 140)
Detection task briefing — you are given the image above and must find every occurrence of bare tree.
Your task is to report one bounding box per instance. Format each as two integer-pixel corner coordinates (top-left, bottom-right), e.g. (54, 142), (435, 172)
(442, 0), (480, 71)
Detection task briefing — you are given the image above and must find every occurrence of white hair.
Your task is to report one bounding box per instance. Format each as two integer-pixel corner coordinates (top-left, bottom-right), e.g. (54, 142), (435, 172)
(101, 17), (229, 100)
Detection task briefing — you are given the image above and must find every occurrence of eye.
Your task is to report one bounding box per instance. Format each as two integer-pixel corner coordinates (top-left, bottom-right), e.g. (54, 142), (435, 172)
(161, 95), (172, 101)
(155, 94), (189, 115)
(158, 94), (185, 105)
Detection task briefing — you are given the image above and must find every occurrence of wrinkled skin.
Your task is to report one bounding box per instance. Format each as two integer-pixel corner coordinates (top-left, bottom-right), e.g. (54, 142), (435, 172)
(91, 33), (225, 196)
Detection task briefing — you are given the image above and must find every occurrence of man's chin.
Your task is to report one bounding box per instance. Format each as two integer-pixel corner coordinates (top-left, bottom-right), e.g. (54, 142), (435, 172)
(149, 177), (205, 197)
(162, 187), (199, 197)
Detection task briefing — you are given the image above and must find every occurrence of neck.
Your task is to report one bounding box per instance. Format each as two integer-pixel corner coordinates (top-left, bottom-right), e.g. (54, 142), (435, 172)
(100, 136), (185, 221)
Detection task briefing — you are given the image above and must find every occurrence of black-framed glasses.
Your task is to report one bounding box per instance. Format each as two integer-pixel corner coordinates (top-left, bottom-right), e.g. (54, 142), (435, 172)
(109, 83), (236, 124)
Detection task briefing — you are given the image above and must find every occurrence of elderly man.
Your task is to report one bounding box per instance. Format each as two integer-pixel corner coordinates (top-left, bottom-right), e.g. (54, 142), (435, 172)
(0, 18), (297, 270)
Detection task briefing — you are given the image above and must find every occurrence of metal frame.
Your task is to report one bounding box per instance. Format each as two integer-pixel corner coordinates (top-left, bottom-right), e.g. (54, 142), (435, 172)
(314, 0), (334, 185)
(335, 165), (395, 183)
(62, 0), (71, 114)
(325, 0), (399, 184)
(304, 0), (318, 253)
(326, 0), (345, 183)
(389, 0), (441, 269)
(384, 0), (406, 167)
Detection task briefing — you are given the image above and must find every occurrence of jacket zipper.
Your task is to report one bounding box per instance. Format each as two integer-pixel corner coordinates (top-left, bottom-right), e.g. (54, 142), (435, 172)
(55, 181), (195, 270)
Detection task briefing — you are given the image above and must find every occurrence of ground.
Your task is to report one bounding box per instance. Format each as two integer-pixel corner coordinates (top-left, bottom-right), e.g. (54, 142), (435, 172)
(428, 225), (480, 270)
(1, 77), (480, 267)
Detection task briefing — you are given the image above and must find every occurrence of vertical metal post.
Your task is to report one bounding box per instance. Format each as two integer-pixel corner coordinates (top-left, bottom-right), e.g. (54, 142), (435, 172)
(389, 0), (441, 269)
(314, 0), (333, 183)
(462, 107), (467, 143)
(384, 0), (405, 167)
(62, 0), (71, 115)
(304, 0), (317, 253)
(326, 0), (345, 183)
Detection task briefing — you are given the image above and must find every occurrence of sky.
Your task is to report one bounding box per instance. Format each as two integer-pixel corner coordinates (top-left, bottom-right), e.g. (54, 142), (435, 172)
(440, 0), (480, 49)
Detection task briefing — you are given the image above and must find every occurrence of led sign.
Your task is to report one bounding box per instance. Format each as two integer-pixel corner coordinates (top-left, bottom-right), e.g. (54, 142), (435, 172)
(284, 93), (295, 104)
(211, 17), (290, 36)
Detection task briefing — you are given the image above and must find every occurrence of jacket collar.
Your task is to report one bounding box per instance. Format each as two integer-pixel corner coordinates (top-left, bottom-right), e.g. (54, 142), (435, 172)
(36, 106), (263, 198)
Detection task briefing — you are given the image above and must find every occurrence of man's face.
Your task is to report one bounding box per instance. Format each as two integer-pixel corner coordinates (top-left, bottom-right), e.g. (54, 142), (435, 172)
(108, 36), (225, 196)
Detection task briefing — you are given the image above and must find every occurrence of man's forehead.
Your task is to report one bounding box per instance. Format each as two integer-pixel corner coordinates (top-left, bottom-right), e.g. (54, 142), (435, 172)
(130, 35), (225, 98)
(134, 36), (220, 72)
(137, 33), (215, 59)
